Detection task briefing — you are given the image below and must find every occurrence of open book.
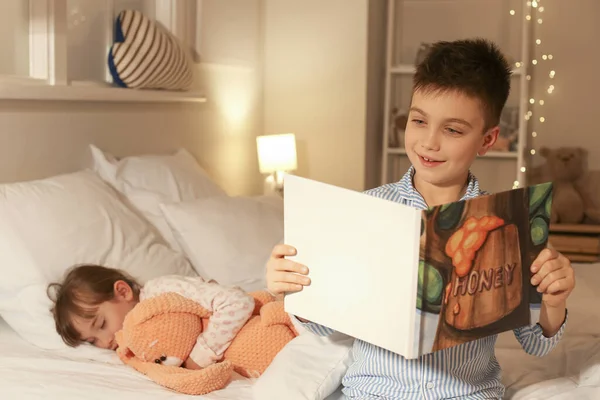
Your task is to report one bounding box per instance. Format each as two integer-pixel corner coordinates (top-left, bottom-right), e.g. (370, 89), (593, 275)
(283, 175), (553, 359)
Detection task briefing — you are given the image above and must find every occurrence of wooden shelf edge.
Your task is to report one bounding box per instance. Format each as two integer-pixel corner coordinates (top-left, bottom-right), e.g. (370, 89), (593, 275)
(390, 64), (523, 76)
(0, 81), (207, 104)
(550, 224), (600, 234)
(386, 148), (518, 159)
(561, 253), (600, 263)
(387, 148), (407, 155)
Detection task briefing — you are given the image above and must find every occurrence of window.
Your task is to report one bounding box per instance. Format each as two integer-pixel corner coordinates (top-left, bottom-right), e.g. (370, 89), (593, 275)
(0, 1), (30, 78)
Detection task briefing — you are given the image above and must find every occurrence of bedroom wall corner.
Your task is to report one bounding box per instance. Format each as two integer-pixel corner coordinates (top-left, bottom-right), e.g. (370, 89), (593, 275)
(364, 0), (387, 191)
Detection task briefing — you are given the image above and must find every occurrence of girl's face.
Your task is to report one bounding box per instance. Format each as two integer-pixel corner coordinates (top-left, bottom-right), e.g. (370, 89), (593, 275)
(72, 280), (138, 350)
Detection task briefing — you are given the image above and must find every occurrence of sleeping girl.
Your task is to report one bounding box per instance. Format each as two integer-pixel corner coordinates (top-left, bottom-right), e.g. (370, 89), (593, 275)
(47, 264), (255, 370)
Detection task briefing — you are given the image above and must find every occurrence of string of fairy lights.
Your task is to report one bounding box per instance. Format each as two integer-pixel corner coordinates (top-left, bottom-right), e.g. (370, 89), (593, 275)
(510, 0), (555, 189)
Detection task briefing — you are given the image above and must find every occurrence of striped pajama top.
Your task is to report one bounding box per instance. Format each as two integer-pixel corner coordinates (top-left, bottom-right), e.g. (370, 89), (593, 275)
(301, 167), (567, 400)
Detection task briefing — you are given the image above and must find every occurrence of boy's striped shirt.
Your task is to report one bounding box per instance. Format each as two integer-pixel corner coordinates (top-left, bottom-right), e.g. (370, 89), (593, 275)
(302, 167), (566, 399)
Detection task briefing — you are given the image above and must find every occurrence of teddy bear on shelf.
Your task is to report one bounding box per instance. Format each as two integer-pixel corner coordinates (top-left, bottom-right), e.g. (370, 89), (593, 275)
(539, 146), (600, 224)
(115, 291), (298, 395)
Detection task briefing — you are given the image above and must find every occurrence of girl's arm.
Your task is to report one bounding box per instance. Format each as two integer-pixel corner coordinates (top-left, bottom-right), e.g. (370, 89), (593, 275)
(141, 276), (255, 368)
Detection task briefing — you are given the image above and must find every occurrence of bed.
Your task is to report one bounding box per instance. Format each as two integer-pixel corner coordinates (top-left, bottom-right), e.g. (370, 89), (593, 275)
(495, 262), (600, 399)
(0, 136), (597, 399)
(0, 138), (351, 400)
(1, 264), (598, 400)
(0, 318), (255, 399)
(0, 313), (349, 400)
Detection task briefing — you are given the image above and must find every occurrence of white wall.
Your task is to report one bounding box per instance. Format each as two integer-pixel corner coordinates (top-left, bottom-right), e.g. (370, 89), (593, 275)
(194, 0), (264, 195)
(0, 97), (263, 196)
(263, 0), (384, 191)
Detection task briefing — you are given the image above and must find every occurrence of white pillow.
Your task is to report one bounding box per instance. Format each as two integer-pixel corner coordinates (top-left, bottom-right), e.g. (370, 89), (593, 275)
(253, 320), (354, 400)
(160, 195), (284, 291)
(90, 145), (227, 251)
(0, 170), (197, 350)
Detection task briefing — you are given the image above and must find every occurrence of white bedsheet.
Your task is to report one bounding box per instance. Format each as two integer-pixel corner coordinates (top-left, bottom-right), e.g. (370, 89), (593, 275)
(0, 318), (255, 400)
(0, 315), (347, 400)
(496, 263), (600, 399)
(1, 263), (599, 399)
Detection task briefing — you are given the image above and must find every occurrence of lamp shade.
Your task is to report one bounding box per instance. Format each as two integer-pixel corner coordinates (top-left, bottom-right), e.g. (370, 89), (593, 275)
(256, 133), (298, 174)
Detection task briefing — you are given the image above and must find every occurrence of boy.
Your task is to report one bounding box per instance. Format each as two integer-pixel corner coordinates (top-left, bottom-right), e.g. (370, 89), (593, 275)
(265, 38), (575, 399)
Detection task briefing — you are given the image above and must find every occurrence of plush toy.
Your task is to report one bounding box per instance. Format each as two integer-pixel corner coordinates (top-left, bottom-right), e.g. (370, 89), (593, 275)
(115, 291), (298, 395)
(539, 146), (600, 224)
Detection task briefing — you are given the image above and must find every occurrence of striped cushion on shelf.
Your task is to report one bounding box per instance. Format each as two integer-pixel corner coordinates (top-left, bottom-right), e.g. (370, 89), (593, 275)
(108, 9), (193, 91)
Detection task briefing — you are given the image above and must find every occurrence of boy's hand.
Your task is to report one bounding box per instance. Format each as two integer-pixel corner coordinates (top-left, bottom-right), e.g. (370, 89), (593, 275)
(266, 244), (311, 296)
(530, 248), (575, 308)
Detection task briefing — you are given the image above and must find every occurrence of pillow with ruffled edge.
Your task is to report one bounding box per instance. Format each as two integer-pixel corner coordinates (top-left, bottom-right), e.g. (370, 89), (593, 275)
(90, 145), (227, 252)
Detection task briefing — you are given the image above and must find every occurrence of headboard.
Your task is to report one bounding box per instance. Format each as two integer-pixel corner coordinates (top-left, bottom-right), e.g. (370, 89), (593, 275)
(0, 100), (261, 195)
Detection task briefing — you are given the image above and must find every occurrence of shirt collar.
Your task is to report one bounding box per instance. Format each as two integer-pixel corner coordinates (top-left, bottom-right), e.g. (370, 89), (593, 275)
(399, 165), (481, 208)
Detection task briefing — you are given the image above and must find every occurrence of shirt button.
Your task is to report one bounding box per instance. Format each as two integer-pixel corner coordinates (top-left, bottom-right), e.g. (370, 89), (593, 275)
(426, 382), (435, 389)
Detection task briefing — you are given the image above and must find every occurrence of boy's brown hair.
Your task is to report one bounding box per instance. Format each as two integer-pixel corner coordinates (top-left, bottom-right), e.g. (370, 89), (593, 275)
(413, 38), (512, 130)
(47, 264), (140, 347)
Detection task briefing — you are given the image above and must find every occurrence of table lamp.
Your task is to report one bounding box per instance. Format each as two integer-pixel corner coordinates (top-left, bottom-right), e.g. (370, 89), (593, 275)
(256, 133), (298, 196)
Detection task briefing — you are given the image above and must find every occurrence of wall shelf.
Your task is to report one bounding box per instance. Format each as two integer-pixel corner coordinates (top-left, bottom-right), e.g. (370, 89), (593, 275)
(0, 81), (207, 103)
(481, 151), (519, 159)
(388, 148), (519, 159)
(390, 64), (524, 76)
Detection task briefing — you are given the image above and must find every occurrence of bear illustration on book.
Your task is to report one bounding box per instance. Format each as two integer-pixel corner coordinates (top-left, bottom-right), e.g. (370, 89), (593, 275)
(417, 182), (553, 352)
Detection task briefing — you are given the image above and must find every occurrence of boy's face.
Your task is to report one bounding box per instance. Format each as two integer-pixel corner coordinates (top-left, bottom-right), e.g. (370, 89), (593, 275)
(72, 281), (138, 350)
(404, 89), (498, 188)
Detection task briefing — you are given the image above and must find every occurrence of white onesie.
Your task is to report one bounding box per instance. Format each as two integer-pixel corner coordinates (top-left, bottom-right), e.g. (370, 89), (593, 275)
(140, 275), (255, 368)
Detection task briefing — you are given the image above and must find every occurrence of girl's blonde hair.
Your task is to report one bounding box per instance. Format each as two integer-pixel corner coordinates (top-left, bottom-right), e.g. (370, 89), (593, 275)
(47, 264), (140, 347)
